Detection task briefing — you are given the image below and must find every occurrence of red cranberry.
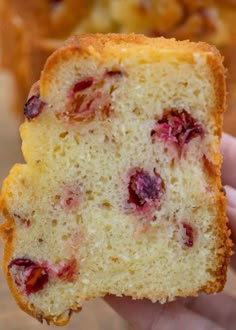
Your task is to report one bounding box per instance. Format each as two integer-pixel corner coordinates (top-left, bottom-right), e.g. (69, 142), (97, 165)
(56, 259), (77, 282)
(8, 258), (49, 295)
(73, 78), (94, 93)
(61, 70), (124, 122)
(182, 223), (194, 247)
(24, 95), (46, 121)
(9, 258), (35, 268)
(151, 110), (203, 149)
(63, 89), (110, 122)
(22, 219), (31, 227)
(56, 184), (81, 211)
(128, 169), (164, 207)
(13, 214), (31, 227)
(61, 193), (78, 209)
(25, 267), (48, 295)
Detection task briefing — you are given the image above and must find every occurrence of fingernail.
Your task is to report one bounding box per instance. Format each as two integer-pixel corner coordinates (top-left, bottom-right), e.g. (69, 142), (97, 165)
(225, 185), (236, 209)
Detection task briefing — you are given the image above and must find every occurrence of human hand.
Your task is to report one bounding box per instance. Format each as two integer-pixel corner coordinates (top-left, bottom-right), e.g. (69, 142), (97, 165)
(105, 133), (236, 330)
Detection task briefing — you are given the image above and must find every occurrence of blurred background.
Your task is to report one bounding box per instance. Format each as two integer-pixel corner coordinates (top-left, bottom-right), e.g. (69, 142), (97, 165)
(0, 1), (236, 329)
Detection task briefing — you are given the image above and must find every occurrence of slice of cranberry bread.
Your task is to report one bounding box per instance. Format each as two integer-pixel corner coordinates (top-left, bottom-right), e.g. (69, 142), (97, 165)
(0, 34), (232, 325)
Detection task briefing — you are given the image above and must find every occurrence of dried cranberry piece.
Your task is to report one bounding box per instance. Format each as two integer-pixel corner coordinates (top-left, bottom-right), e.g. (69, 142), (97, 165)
(56, 183), (81, 211)
(9, 258), (35, 268)
(63, 89), (110, 122)
(128, 169), (164, 207)
(56, 259), (77, 282)
(13, 213), (31, 227)
(151, 110), (203, 149)
(25, 267), (48, 295)
(8, 258), (49, 295)
(24, 95), (46, 121)
(182, 223), (194, 247)
(73, 78), (94, 93)
(62, 70), (124, 123)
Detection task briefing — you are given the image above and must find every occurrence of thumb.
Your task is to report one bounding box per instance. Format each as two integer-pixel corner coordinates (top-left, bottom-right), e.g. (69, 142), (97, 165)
(105, 296), (223, 330)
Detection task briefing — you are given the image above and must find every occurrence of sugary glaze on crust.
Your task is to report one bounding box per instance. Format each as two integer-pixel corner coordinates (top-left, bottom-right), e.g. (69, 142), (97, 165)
(0, 34), (233, 325)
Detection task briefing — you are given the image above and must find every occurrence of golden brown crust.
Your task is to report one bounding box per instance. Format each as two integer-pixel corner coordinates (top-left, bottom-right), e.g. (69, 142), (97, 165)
(40, 33), (223, 94)
(200, 48), (233, 293)
(63, 33), (222, 53)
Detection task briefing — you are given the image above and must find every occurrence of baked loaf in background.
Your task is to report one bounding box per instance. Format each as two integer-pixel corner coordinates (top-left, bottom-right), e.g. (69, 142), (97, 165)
(1, 0), (236, 116)
(0, 34), (232, 325)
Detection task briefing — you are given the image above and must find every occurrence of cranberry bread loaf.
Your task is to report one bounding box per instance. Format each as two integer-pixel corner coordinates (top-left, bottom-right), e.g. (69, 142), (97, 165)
(0, 34), (232, 325)
(1, 0), (236, 116)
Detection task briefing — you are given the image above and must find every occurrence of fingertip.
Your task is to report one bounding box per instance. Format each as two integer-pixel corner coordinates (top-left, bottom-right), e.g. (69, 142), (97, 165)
(221, 134), (236, 188)
(225, 185), (236, 209)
